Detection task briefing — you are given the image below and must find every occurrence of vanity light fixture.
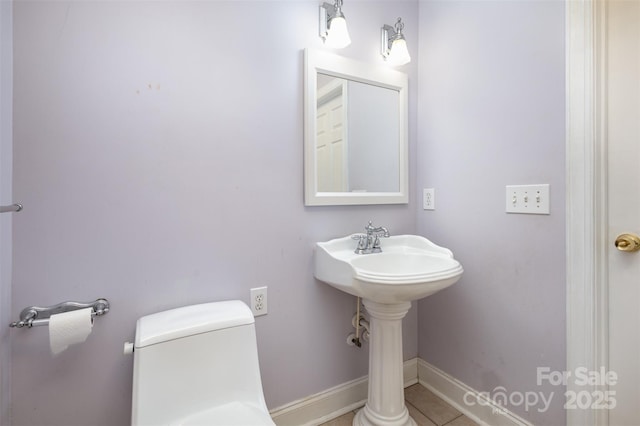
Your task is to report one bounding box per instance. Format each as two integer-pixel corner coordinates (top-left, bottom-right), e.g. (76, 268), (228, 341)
(381, 17), (411, 66)
(319, 0), (351, 49)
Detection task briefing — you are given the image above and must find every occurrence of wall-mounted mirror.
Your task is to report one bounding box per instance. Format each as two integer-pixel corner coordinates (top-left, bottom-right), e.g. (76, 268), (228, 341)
(304, 49), (409, 206)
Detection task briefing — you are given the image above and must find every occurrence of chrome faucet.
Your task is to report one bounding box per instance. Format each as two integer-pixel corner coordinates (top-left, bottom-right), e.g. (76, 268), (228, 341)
(351, 221), (390, 254)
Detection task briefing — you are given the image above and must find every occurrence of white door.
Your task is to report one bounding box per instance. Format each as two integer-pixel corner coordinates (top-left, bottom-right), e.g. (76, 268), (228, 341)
(317, 94), (346, 192)
(607, 1), (640, 424)
(316, 81), (347, 192)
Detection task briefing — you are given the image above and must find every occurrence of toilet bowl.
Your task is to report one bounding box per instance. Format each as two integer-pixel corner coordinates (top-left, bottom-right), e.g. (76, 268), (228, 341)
(130, 300), (275, 426)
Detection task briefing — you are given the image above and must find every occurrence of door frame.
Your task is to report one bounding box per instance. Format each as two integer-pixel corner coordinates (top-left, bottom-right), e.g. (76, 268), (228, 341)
(566, 0), (609, 425)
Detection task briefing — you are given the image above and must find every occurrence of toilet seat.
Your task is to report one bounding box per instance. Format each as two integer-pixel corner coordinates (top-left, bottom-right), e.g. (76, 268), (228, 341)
(171, 401), (275, 426)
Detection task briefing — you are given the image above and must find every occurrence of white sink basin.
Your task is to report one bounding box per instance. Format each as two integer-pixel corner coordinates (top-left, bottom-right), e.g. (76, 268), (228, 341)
(315, 235), (463, 304)
(315, 234), (464, 425)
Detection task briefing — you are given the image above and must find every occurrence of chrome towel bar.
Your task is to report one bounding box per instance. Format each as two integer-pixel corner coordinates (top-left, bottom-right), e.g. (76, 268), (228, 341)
(0, 204), (22, 213)
(9, 298), (110, 328)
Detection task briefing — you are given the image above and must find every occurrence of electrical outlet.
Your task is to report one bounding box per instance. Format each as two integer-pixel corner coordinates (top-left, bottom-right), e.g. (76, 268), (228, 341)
(423, 188), (435, 210)
(250, 287), (268, 316)
(506, 184), (550, 215)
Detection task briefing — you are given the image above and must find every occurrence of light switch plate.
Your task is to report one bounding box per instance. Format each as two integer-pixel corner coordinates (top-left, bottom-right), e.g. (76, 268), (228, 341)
(506, 184), (550, 215)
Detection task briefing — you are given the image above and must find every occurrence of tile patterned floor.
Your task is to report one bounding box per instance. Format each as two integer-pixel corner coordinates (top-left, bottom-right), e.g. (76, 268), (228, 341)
(319, 384), (479, 426)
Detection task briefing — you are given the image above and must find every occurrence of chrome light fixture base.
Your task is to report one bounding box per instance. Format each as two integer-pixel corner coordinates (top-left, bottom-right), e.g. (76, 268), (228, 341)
(381, 17), (411, 66)
(319, 0), (351, 48)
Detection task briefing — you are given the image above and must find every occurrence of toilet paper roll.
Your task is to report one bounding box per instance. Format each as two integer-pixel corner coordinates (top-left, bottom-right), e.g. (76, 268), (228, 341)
(49, 308), (94, 355)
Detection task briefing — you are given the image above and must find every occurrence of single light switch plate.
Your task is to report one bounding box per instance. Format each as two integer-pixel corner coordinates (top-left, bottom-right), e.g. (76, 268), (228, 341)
(506, 184), (550, 215)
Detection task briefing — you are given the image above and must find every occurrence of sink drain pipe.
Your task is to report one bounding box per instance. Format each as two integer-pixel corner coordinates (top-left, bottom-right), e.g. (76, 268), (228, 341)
(355, 297), (361, 345)
(347, 297), (370, 347)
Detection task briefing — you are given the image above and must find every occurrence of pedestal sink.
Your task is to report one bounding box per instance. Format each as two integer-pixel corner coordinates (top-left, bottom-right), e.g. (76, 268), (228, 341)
(315, 235), (463, 426)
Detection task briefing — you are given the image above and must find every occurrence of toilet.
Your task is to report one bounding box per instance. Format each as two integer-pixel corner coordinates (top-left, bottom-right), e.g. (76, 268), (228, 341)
(130, 300), (275, 426)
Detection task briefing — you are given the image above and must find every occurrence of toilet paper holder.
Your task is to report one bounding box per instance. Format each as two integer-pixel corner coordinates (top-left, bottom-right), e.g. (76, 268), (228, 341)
(8, 298), (110, 328)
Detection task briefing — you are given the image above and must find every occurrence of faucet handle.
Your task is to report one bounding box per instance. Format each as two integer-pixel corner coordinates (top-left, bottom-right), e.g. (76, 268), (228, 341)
(351, 234), (368, 253)
(351, 234), (366, 245)
(372, 235), (382, 251)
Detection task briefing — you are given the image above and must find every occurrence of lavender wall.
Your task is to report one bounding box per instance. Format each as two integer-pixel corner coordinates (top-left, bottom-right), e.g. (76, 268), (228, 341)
(416, 1), (566, 425)
(11, 1), (419, 425)
(12, 1), (417, 425)
(0, 1), (13, 424)
(10, 1), (569, 425)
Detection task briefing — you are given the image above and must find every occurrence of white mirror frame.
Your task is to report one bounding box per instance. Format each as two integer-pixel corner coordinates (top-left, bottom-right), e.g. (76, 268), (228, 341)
(304, 48), (409, 206)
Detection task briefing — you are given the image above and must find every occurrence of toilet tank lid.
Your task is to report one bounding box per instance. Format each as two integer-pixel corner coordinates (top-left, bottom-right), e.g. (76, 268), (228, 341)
(135, 300), (254, 348)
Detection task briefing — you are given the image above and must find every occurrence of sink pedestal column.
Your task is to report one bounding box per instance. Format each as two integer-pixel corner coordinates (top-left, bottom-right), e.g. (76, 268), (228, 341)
(354, 300), (416, 426)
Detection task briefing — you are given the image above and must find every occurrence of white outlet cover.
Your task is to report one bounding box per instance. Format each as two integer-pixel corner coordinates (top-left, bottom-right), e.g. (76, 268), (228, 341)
(423, 188), (435, 210)
(250, 286), (268, 316)
(506, 184), (550, 215)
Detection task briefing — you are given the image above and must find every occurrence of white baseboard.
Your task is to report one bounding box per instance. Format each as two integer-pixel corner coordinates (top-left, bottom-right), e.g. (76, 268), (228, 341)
(417, 359), (533, 426)
(270, 357), (532, 426)
(270, 358), (418, 426)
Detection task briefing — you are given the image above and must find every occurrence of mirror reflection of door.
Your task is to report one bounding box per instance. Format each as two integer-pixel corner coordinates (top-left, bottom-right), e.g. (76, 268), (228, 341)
(316, 78), (348, 192)
(316, 73), (400, 195)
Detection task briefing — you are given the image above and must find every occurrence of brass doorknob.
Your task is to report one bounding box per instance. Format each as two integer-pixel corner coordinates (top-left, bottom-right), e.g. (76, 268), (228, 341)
(614, 233), (640, 252)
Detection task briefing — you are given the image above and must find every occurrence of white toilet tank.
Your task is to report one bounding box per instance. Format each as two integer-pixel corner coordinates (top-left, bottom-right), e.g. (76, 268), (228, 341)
(131, 300), (274, 426)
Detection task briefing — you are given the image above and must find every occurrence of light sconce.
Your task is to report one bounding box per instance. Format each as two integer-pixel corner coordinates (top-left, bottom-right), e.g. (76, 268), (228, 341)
(319, 0), (351, 49)
(381, 17), (411, 66)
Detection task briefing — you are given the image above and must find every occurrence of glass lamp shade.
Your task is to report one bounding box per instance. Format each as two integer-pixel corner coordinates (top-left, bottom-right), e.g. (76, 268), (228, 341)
(386, 38), (411, 66)
(325, 16), (351, 48)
